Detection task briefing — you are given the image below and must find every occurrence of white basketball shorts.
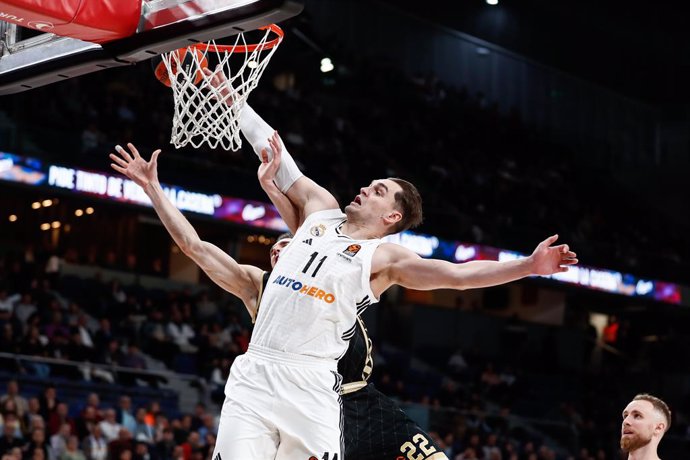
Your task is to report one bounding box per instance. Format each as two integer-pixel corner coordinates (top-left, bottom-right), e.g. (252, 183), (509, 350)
(211, 344), (344, 460)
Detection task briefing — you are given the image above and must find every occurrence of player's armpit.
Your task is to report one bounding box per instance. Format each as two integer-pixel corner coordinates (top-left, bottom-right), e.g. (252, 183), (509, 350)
(370, 243), (428, 296)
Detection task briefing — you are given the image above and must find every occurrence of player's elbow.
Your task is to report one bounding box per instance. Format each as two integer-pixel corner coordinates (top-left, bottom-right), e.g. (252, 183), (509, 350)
(179, 238), (205, 260)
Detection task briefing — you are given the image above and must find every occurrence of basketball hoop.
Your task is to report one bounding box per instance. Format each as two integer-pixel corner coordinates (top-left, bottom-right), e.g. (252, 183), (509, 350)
(159, 24), (284, 151)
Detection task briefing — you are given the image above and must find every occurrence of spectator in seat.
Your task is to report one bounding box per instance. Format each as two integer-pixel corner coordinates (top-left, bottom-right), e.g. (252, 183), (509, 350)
(0, 415), (23, 454)
(37, 388), (58, 424)
(115, 399), (135, 435)
(107, 429), (133, 460)
(22, 428), (52, 460)
(60, 436), (85, 460)
(98, 411), (121, 443)
(49, 423), (71, 458)
(166, 310), (196, 354)
(1, 381), (29, 420)
(131, 410), (153, 445)
(82, 425), (107, 460)
(75, 406), (98, 441)
(154, 429), (174, 460)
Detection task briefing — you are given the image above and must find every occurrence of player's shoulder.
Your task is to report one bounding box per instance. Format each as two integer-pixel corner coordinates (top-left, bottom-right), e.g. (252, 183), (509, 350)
(300, 208), (346, 229)
(304, 208), (345, 220)
(372, 242), (419, 268)
(375, 242), (418, 258)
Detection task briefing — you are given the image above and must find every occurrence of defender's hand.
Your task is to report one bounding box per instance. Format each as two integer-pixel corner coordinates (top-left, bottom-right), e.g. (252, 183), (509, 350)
(110, 143), (161, 189)
(257, 131), (283, 186)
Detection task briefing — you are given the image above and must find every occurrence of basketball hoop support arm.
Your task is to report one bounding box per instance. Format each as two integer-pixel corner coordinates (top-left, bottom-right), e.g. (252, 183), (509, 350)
(0, 0), (302, 95)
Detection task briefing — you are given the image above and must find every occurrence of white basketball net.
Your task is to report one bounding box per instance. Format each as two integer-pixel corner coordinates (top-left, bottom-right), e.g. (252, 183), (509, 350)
(161, 26), (283, 151)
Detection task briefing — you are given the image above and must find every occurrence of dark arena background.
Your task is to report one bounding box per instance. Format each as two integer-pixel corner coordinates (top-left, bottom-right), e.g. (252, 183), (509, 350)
(1, 0), (690, 459)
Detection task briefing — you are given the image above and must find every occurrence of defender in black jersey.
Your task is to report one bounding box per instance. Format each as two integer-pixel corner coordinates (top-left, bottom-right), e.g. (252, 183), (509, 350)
(262, 238), (447, 460)
(339, 317), (447, 460)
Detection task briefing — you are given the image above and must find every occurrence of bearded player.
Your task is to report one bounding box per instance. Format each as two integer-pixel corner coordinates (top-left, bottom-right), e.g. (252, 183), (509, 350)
(620, 394), (671, 460)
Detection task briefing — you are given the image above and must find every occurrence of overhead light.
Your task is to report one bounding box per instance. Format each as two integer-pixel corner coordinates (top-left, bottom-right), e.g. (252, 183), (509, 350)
(320, 57), (334, 73)
(476, 47), (491, 56)
(31, 202), (41, 209)
(486, 0), (498, 4)
(85, 207), (94, 215)
(247, 235), (255, 242)
(75, 209), (84, 217)
(40, 223), (50, 231)
(51, 221), (61, 229)
(42, 199), (53, 207)
(8, 215), (17, 222)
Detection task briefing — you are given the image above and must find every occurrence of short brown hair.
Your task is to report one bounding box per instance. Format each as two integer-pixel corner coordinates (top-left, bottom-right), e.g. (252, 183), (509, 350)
(276, 232), (293, 242)
(389, 178), (423, 234)
(633, 393), (671, 431)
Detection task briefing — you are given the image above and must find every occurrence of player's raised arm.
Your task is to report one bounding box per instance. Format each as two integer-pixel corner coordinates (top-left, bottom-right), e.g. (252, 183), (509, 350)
(202, 67), (337, 218)
(257, 143), (301, 233)
(109, 143), (264, 312)
(240, 108), (339, 222)
(371, 235), (578, 297)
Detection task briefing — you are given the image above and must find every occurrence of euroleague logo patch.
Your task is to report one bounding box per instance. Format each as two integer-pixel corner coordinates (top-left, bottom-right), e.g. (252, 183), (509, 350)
(342, 244), (361, 257)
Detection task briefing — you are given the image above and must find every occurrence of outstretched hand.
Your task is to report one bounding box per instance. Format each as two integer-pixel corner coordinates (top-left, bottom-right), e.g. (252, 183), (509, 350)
(529, 234), (578, 275)
(109, 143), (161, 189)
(257, 131), (282, 186)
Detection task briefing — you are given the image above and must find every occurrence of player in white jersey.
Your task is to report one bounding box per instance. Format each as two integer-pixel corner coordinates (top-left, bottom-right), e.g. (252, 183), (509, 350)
(110, 107), (577, 458)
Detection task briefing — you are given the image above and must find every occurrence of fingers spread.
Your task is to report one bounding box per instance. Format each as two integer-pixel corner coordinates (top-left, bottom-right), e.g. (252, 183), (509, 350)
(151, 149), (161, 165)
(127, 143), (141, 159)
(116, 144), (134, 162)
(109, 153), (128, 167)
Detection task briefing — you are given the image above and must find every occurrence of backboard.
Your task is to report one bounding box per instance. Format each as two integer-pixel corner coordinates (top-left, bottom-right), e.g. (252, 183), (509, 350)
(0, 0), (302, 95)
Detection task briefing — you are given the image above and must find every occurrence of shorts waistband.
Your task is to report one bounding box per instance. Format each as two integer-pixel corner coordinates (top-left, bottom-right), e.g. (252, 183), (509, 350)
(246, 344), (337, 371)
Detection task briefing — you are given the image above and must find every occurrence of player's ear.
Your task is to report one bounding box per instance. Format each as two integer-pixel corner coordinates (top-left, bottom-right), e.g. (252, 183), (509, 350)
(382, 210), (402, 226)
(655, 422), (666, 436)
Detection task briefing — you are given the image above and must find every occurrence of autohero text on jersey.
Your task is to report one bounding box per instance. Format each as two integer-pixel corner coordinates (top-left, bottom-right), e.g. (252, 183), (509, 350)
(272, 275), (336, 304)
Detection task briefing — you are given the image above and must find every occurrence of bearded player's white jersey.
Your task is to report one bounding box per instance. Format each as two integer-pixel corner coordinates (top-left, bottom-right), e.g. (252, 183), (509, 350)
(251, 208), (381, 360)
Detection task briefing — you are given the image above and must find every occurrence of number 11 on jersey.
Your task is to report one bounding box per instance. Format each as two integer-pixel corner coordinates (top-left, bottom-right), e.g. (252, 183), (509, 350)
(302, 251), (328, 277)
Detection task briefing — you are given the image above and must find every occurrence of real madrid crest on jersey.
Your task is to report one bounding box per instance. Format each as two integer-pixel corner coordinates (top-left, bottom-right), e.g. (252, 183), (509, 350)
(310, 223), (327, 237)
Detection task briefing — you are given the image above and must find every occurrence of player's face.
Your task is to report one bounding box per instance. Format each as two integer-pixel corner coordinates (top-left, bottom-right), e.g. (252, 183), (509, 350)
(345, 179), (403, 227)
(270, 239), (291, 268)
(620, 400), (661, 452)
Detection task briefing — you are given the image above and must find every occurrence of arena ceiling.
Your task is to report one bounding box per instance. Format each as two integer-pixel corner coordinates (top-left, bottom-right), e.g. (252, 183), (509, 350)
(381, 0), (690, 114)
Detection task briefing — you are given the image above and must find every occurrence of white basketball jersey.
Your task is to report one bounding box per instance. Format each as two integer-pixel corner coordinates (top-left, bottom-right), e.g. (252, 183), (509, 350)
(252, 209), (381, 360)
